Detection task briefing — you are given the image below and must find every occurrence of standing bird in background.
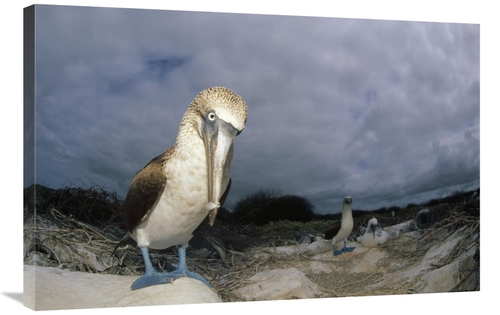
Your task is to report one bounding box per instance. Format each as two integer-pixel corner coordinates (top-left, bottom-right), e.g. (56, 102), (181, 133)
(116, 87), (248, 290)
(324, 196), (355, 256)
(359, 217), (390, 247)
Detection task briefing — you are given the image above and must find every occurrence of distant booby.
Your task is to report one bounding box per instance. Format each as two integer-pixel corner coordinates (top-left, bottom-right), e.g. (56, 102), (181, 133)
(359, 218), (390, 247)
(118, 86), (248, 290)
(324, 196), (355, 256)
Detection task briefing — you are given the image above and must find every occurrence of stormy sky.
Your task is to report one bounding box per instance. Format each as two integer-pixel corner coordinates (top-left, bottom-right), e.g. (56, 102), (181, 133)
(26, 4), (480, 214)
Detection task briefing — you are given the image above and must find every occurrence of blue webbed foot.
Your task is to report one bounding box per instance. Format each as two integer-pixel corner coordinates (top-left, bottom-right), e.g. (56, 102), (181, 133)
(131, 270), (210, 290)
(172, 246), (211, 287)
(333, 249), (343, 256)
(333, 241), (356, 256)
(132, 245), (212, 290)
(131, 270), (174, 290)
(184, 270), (211, 287)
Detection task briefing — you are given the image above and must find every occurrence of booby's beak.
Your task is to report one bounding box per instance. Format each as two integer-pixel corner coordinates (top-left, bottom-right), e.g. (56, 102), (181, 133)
(201, 110), (239, 226)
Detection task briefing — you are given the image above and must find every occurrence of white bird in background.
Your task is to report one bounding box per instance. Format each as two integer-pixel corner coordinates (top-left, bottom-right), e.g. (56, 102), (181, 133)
(324, 196), (355, 256)
(359, 217), (391, 247)
(115, 87), (248, 290)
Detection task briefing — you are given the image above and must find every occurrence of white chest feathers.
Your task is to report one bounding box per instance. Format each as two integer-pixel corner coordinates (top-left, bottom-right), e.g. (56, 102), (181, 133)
(132, 146), (214, 250)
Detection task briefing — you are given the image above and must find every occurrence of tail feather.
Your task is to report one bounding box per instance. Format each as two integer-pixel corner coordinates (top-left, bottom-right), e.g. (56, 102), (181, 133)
(112, 233), (136, 257)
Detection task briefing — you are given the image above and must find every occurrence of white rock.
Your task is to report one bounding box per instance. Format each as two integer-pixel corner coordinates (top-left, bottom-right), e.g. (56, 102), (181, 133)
(408, 227), (479, 293)
(307, 261), (334, 274)
(384, 219), (417, 237)
(349, 247), (388, 273)
(305, 240), (332, 256)
(23, 265), (221, 310)
(235, 267), (323, 301)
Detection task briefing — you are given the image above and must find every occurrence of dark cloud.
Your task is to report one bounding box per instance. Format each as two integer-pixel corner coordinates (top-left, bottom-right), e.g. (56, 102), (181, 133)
(143, 57), (190, 81)
(29, 5), (480, 214)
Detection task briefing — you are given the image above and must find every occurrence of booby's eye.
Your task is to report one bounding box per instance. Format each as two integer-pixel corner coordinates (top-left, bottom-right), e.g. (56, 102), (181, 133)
(206, 110), (217, 122)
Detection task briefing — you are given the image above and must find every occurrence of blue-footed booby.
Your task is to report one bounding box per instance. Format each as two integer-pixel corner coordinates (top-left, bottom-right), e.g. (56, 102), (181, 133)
(118, 86), (248, 290)
(360, 218), (390, 247)
(324, 196), (355, 256)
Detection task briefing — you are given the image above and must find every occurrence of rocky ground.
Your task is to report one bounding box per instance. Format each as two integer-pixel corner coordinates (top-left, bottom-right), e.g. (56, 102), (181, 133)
(23, 186), (479, 310)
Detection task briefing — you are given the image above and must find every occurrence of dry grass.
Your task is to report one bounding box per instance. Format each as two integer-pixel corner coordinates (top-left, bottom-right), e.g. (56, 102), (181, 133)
(23, 184), (479, 301)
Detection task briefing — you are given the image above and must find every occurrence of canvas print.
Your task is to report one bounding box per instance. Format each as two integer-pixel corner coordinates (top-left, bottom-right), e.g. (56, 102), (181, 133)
(23, 4), (480, 311)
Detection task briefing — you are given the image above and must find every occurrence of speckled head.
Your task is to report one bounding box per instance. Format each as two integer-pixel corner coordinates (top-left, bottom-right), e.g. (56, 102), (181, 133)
(186, 86), (248, 135)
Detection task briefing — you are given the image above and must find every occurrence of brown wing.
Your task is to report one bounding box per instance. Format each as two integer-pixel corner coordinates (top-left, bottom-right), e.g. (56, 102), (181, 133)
(324, 222), (341, 240)
(123, 153), (168, 233)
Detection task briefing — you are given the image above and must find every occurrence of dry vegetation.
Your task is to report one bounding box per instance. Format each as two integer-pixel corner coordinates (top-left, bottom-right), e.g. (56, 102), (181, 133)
(23, 184), (479, 301)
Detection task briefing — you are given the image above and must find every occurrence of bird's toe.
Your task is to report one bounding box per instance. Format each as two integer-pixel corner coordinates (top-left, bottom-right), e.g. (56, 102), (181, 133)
(131, 272), (175, 290)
